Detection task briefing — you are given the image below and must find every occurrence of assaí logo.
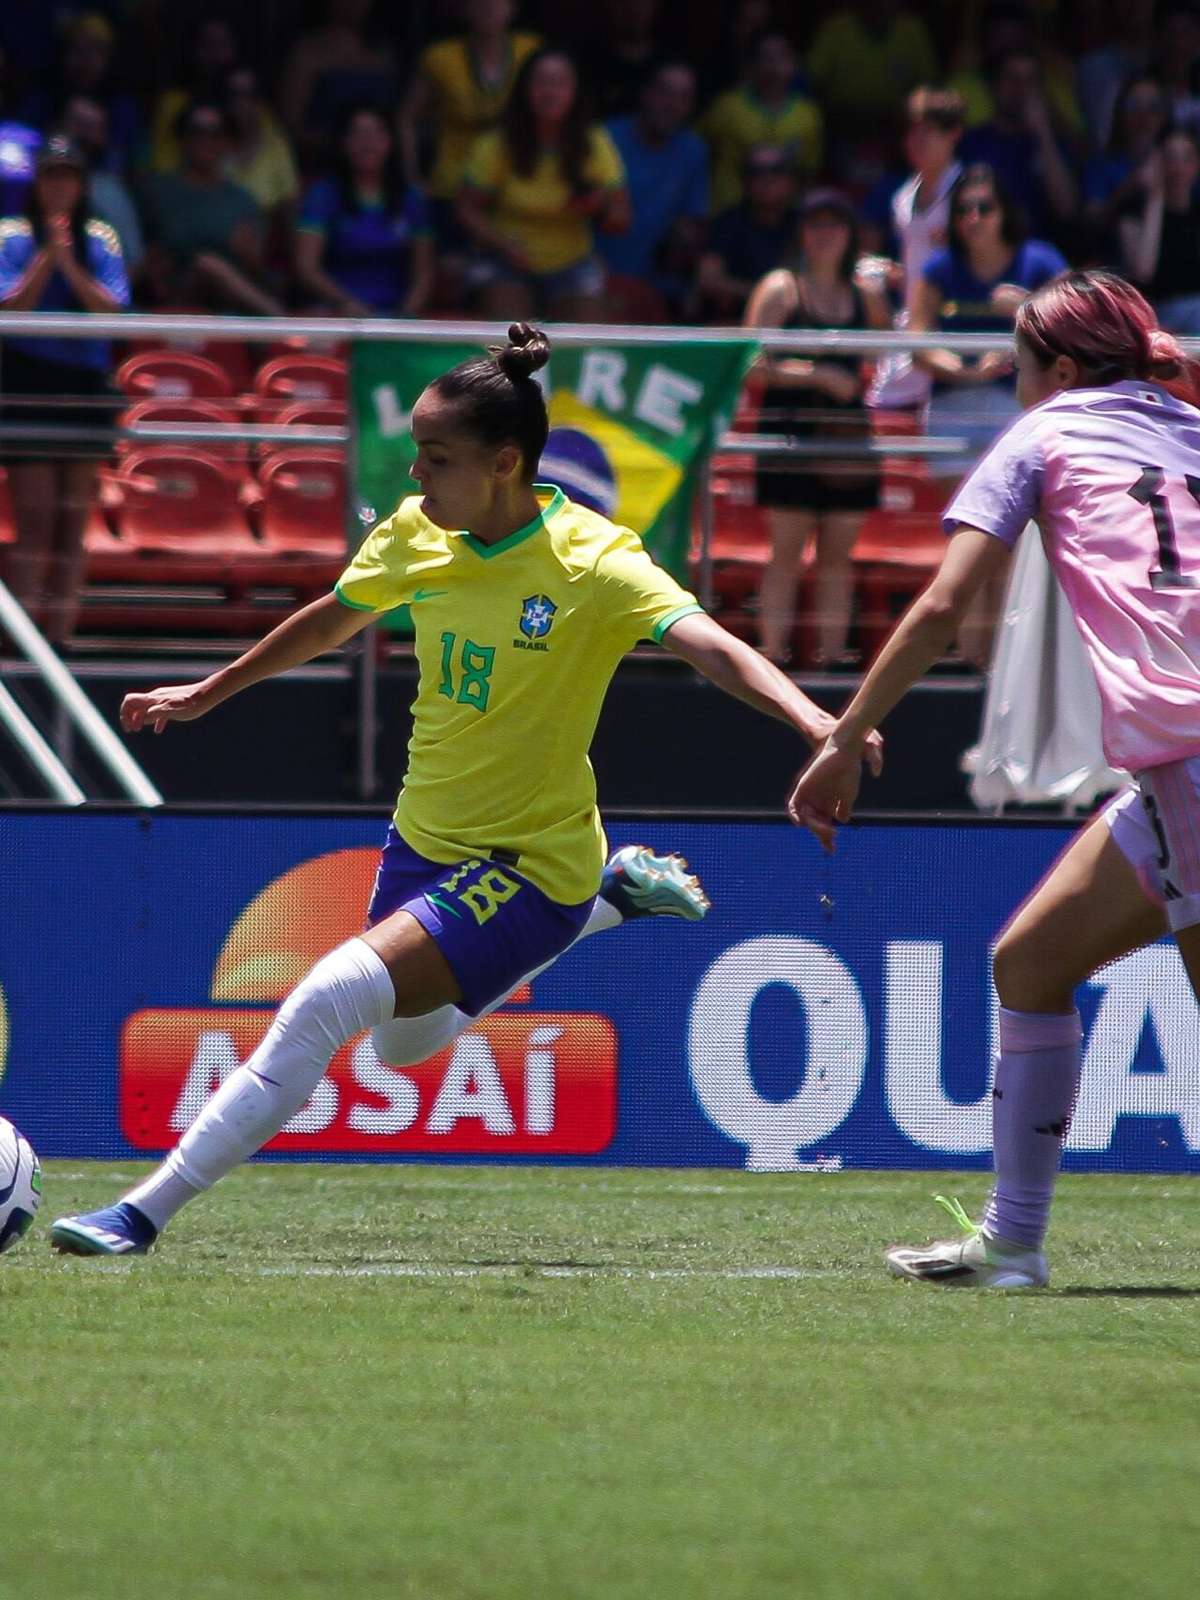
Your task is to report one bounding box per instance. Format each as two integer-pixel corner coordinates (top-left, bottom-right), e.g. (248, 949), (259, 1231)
(119, 851), (618, 1155)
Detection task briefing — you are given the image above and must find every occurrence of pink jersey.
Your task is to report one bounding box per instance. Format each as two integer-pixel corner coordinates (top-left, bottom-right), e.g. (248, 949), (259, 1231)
(944, 380), (1200, 773)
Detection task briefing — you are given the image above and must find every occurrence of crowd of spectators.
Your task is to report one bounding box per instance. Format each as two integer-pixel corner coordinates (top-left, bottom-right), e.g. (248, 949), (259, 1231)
(1, 0), (1198, 331)
(2, 0), (1200, 659)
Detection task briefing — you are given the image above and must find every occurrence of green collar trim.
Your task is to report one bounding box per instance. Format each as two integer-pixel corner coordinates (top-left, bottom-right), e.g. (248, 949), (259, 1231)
(460, 485), (565, 559)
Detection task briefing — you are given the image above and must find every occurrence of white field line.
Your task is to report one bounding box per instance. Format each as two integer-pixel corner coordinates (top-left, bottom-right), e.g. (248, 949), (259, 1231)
(256, 1262), (837, 1281)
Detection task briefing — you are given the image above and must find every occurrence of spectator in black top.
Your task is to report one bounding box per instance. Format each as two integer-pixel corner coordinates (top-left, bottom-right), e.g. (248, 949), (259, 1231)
(1082, 74), (1168, 260)
(696, 144), (798, 321)
(1120, 128), (1200, 333)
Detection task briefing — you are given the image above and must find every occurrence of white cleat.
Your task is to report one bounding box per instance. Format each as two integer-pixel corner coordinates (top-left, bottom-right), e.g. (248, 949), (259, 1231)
(885, 1196), (1049, 1289)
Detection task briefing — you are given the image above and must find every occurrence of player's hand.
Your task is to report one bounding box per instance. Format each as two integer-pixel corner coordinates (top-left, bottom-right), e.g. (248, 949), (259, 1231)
(786, 738), (864, 852)
(120, 680), (217, 734)
(813, 363), (861, 404)
(969, 349), (1014, 383)
(47, 213), (73, 257)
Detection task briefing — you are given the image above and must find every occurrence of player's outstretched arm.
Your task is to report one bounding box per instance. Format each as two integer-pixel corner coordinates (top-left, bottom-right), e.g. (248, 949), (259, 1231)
(662, 610), (884, 761)
(787, 527), (1009, 850)
(120, 592), (374, 734)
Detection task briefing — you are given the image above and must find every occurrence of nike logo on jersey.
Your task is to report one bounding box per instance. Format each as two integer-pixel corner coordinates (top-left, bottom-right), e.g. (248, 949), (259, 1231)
(412, 588), (449, 603)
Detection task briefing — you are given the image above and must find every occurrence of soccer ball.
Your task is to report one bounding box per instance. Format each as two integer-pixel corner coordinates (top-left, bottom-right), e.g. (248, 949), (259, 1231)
(0, 1117), (41, 1254)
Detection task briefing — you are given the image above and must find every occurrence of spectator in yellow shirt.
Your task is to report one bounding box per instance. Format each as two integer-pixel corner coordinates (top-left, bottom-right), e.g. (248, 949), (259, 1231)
(806, 2), (939, 132)
(223, 68), (300, 231)
(702, 30), (823, 213)
(457, 49), (629, 321)
(400, 0), (541, 206)
(149, 15), (242, 172)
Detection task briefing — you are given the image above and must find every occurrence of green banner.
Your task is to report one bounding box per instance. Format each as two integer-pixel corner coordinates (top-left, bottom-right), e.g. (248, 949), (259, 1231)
(351, 335), (756, 604)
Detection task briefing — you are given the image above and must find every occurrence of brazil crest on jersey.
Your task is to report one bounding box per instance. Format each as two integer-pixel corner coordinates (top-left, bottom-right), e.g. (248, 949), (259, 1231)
(335, 485), (703, 903)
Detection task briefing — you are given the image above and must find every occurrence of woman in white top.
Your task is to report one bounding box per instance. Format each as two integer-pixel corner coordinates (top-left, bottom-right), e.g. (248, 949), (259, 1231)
(866, 87), (965, 415)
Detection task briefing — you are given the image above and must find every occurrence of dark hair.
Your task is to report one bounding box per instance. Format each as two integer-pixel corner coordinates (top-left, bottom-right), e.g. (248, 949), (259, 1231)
(333, 103), (406, 214)
(794, 196), (859, 282)
(24, 156), (92, 271)
(1107, 73), (1167, 155)
(501, 49), (591, 190)
(430, 324), (551, 477)
(906, 86), (966, 133)
(175, 98), (231, 141)
(984, 46), (1038, 86)
(948, 162), (1026, 255)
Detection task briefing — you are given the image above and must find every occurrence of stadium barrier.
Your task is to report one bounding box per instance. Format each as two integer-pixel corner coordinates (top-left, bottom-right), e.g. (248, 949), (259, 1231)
(2, 810), (1196, 1173)
(0, 311), (1036, 802)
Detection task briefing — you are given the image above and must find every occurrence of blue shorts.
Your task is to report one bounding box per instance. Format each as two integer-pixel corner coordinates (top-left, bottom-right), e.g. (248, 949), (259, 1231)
(365, 826), (594, 1015)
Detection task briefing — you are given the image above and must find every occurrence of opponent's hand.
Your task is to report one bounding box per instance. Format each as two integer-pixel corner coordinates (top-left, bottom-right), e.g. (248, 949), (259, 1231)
(786, 733), (881, 852)
(120, 680), (217, 734)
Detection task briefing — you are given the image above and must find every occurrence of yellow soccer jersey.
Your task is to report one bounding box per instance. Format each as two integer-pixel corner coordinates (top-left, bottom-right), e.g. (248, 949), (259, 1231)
(336, 485), (703, 904)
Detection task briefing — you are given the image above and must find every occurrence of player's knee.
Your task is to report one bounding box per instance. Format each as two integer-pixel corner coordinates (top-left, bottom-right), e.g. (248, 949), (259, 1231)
(371, 1009), (462, 1065)
(992, 932), (1072, 1013)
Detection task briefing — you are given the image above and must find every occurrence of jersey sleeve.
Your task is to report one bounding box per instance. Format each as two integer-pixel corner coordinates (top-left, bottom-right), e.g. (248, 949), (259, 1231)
(297, 179), (337, 234)
(0, 226), (32, 299)
(594, 525), (705, 649)
(463, 132), (504, 194)
(85, 222), (131, 307)
(942, 412), (1046, 547)
(335, 501), (423, 613)
(587, 126), (626, 190)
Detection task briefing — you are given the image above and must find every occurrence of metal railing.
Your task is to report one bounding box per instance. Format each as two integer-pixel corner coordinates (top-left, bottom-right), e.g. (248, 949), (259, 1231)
(0, 579), (163, 805)
(8, 311), (1181, 804)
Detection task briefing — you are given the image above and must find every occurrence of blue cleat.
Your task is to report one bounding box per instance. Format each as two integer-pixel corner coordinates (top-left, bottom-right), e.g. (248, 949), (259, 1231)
(51, 1202), (158, 1256)
(600, 845), (711, 922)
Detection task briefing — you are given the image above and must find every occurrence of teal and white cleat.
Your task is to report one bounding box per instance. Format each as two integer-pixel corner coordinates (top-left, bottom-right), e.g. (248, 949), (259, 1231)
(885, 1195), (1048, 1289)
(600, 845), (711, 922)
(51, 1202), (157, 1256)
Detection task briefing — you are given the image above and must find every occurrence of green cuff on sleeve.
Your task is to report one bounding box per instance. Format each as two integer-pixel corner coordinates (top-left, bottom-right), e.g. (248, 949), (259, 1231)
(650, 603), (705, 644)
(333, 582), (377, 613)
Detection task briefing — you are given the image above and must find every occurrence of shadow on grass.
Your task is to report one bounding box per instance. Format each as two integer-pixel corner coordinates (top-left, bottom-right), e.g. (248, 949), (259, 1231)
(1055, 1286), (1200, 1298)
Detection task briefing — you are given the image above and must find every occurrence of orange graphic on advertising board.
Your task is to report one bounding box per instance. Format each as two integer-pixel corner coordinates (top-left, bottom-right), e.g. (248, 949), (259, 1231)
(119, 851), (610, 1154)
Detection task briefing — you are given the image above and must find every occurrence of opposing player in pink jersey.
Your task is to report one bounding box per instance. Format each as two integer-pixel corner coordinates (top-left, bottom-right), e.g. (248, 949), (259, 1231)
(790, 269), (1200, 1289)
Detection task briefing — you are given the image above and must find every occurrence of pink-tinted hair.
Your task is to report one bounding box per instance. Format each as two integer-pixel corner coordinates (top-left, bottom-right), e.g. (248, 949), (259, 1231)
(1016, 270), (1200, 406)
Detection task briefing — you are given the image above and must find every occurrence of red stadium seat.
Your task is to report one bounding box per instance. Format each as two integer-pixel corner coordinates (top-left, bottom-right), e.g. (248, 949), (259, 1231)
(125, 314), (255, 395)
(116, 350), (235, 401)
(98, 450), (261, 585)
(253, 354), (348, 420)
(261, 400), (349, 457)
(604, 273), (670, 325)
(117, 397), (247, 462)
(852, 459), (947, 661)
(272, 400), (349, 430)
(256, 449), (347, 557)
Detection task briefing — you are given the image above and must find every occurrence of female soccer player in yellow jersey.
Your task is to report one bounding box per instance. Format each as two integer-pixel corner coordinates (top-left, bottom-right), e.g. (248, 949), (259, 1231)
(52, 322), (881, 1255)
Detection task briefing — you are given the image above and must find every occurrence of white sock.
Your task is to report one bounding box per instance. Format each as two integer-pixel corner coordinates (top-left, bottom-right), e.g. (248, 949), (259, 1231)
(125, 938), (395, 1230)
(370, 892), (621, 1066)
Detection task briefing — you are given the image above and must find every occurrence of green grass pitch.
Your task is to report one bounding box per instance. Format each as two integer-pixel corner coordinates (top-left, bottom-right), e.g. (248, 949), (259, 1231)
(3, 1163), (1198, 1600)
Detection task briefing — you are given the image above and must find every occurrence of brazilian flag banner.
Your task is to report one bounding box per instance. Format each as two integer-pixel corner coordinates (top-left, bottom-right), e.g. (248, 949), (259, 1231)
(351, 336), (757, 602)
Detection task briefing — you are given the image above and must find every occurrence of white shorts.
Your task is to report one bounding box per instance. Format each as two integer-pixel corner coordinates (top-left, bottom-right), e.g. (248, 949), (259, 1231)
(1101, 754), (1200, 932)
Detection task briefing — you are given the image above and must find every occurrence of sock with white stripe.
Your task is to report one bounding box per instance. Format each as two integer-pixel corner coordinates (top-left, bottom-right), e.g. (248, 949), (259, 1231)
(124, 938), (395, 1231)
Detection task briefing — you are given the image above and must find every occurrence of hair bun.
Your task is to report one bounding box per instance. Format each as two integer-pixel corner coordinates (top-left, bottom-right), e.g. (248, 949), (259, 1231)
(1145, 327), (1184, 380)
(493, 323), (551, 381)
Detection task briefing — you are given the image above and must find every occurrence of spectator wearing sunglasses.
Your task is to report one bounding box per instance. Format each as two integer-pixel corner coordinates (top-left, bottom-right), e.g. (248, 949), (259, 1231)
(909, 162), (1066, 664)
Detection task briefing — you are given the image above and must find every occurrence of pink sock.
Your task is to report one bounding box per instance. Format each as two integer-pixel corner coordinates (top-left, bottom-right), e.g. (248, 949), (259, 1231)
(983, 1007), (1083, 1251)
